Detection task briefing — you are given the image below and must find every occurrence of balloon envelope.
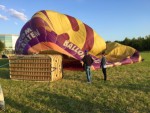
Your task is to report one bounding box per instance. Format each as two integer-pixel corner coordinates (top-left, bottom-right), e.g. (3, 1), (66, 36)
(15, 10), (142, 70)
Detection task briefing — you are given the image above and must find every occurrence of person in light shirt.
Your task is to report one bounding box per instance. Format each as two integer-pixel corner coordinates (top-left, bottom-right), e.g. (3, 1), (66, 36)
(100, 52), (107, 81)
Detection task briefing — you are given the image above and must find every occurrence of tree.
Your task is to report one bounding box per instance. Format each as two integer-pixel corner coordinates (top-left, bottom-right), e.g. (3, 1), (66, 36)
(0, 40), (5, 53)
(122, 37), (131, 46)
(111, 35), (150, 51)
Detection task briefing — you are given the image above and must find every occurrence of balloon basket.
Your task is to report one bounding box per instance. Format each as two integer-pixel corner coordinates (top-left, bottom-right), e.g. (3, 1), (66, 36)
(9, 54), (63, 82)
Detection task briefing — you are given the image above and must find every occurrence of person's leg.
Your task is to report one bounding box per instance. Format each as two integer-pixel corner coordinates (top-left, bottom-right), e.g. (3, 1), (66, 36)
(86, 66), (91, 82)
(88, 66), (91, 82)
(85, 66), (89, 82)
(102, 68), (107, 81)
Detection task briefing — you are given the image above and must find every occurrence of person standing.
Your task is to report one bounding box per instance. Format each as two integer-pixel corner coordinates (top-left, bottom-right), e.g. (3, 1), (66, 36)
(81, 50), (94, 83)
(100, 52), (107, 81)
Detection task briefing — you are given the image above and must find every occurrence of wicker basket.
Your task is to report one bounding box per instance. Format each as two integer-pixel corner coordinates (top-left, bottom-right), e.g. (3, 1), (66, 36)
(9, 54), (63, 82)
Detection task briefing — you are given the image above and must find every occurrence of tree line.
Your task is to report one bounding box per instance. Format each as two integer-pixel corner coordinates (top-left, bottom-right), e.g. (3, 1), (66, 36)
(109, 35), (150, 51)
(0, 35), (150, 53)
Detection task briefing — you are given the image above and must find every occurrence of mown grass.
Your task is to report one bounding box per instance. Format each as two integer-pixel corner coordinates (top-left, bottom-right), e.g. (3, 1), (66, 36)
(0, 52), (150, 113)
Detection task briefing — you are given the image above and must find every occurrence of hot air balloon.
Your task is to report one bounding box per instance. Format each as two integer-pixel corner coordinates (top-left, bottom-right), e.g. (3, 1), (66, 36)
(15, 10), (142, 70)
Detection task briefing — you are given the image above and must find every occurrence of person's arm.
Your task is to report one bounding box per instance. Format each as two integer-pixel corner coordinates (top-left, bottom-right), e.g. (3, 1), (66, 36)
(91, 57), (94, 64)
(81, 56), (85, 66)
(80, 61), (84, 66)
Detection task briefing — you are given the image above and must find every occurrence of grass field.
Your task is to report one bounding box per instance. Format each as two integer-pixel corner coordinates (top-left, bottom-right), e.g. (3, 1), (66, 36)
(0, 52), (150, 113)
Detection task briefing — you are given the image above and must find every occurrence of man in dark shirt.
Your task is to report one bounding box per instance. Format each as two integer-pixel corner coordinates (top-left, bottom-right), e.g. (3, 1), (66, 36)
(82, 50), (94, 83)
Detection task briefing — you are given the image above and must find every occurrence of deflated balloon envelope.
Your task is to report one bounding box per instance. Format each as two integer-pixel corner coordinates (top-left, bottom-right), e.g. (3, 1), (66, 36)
(15, 10), (142, 70)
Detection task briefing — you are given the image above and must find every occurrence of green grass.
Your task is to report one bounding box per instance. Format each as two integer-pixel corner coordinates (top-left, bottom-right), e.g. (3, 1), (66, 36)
(0, 52), (150, 113)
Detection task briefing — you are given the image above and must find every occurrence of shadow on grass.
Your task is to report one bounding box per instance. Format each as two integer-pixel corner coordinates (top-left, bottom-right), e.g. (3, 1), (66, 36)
(26, 90), (126, 113)
(105, 79), (150, 93)
(0, 69), (10, 79)
(117, 80), (150, 93)
(5, 97), (41, 113)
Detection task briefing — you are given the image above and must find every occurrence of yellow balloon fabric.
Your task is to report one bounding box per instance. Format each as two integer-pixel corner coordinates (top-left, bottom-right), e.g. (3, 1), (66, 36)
(30, 10), (106, 57)
(15, 10), (142, 70)
(105, 42), (142, 67)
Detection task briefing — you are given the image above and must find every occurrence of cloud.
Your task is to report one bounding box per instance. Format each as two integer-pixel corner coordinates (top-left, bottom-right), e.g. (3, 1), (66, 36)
(0, 5), (5, 10)
(0, 4), (28, 22)
(0, 14), (8, 20)
(8, 9), (28, 22)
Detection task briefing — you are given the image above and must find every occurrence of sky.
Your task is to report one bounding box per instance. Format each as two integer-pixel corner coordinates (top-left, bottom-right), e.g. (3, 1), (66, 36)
(0, 0), (150, 41)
